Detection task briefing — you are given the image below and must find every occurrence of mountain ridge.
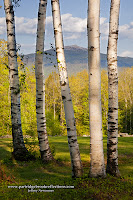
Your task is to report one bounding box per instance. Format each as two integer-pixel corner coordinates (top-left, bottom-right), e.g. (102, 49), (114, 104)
(23, 45), (133, 76)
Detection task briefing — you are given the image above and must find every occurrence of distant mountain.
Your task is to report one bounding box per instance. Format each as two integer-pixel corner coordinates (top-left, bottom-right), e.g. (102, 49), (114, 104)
(23, 45), (133, 77)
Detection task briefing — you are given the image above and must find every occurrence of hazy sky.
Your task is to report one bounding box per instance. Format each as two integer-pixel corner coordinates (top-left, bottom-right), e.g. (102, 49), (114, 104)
(0, 0), (133, 57)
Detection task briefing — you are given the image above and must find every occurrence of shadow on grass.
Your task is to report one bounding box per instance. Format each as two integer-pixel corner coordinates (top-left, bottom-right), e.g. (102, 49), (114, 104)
(0, 141), (72, 184)
(1, 136), (133, 181)
(0, 146), (12, 161)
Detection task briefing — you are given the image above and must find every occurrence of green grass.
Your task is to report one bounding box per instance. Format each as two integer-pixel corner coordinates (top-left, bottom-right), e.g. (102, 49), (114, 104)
(0, 136), (133, 200)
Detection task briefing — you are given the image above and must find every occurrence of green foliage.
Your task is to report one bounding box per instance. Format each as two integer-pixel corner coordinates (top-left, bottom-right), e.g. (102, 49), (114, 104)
(0, 40), (11, 136)
(37, 50), (43, 54)
(45, 71), (67, 135)
(57, 58), (60, 63)
(20, 68), (37, 137)
(69, 70), (89, 136)
(46, 110), (62, 136)
(101, 70), (108, 135)
(118, 68), (133, 134)
(0, 40), (133, 136)
(0, 137), (133, 200)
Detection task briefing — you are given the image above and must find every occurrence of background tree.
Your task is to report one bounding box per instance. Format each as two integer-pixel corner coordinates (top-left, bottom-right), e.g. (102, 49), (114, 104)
(0, 45), (132, 138)
(51, 0), (83, 177)
(88, 0), (106, 177)
(107, 0), (120, 176)
(35, 0), (53, 162)
(101, 70), (108, 135)
(0, 40), (11, 135)
(69, 70), (89, 136)
(45, 72), (65, 136)
(118, 68), (133, 134)
(4, 0), (28, 160)
(20, 66), (37, 137)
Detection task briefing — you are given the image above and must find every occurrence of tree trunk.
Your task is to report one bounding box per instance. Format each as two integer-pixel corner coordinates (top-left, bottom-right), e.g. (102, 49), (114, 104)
(129, 71), (132, 134)
(51, 0), (83, 178)
(53, 88), (56, 119)
(60, 97), (63, 126)
(4, 0), (28, 160)
(35, 0), (53, 162)
(124, 72), (128, 132)
(88, 0), (106, 177)
(125, 98), (128, 132)
(7, 86), (11, 134)
(129, 94), (132, 135)
(107, 0), (120, 176)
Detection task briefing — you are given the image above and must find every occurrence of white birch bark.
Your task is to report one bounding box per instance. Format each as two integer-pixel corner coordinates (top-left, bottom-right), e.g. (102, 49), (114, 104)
(51, 0), (83, 177)
(35, 0), (53, 162)
(107, 0), (120, 176)
(88, 0), (106, 177)
(4, 0), (28, 160)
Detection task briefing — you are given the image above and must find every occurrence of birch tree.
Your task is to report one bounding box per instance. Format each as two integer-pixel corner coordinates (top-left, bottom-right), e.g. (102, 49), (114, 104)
(35, 0), (53, 162)
(88, 0), (106, 177)
(4, 0), (28, 160)
(107, 0), (120, 176)
(51, 0), (83, 178)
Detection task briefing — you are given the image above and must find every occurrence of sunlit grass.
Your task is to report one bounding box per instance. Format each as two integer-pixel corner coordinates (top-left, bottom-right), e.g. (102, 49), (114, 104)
(0, 136), (133, 200)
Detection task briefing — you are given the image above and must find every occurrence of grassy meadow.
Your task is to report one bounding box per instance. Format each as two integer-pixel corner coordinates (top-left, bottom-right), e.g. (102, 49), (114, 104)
(0, 136), (133, 200)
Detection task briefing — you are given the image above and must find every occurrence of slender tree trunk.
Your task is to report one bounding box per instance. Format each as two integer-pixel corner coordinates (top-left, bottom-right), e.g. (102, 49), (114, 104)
(124, 72), (128, 132)
(35, 0), (53, 162)
(107, 0), (120, 176)
(125, 98), (127, 132)
(129, 96), (132, 134)
(51, 0), (83, 178)
(88, 0), (106, 177)
(129, 72), (132, 134)
(53, 72), (56, 120)
(60, 97), (63, 126)
(4, 0), (28, 160)
(53, 88), (56, 119)
(7, 86), (11, 134)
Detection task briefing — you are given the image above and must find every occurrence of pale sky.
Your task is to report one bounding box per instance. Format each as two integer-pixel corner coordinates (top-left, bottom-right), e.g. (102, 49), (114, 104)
(0, 0), (133, 57)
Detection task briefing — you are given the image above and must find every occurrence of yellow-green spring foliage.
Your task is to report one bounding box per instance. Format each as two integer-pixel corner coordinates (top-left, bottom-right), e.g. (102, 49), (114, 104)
(0, 40), (133, 136)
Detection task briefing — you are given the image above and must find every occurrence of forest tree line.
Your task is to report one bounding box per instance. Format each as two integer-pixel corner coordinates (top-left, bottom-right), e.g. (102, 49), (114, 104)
(0, 39), (133, 137)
